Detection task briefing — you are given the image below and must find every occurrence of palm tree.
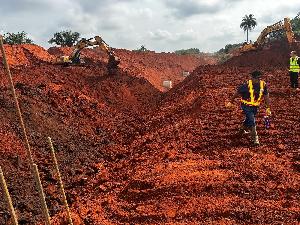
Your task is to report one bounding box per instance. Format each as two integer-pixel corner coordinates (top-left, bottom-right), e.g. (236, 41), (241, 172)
(240, 14), (257, 43)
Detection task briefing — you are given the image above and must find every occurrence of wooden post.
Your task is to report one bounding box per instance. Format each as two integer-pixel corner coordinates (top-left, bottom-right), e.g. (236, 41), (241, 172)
(0, 35), (35, 168)
(47, 137), (73, 225)
(0, 167), (19, 225)
(32, 164), (51, 225)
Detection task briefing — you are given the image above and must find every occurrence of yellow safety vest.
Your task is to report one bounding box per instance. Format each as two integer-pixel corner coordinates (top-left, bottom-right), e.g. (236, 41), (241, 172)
(290, 57), (300, 73)
(241, 80), (265, 107)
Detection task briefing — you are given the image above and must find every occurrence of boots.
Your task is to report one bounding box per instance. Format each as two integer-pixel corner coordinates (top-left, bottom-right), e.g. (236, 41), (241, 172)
(250, 126), (259, 146)
(238, 125), (250, 135)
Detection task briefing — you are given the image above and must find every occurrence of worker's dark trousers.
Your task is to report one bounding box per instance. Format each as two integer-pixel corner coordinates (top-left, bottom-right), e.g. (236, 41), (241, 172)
(289, 71), (299, 88)
(241, 104), (258, 128)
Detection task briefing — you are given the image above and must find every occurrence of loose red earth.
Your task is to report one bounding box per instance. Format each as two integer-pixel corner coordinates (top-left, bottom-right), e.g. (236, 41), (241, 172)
(0, 42), (299, 225)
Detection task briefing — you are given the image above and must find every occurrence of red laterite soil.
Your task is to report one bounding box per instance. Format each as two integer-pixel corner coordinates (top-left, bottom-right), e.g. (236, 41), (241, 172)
(0, 42), (299, 224)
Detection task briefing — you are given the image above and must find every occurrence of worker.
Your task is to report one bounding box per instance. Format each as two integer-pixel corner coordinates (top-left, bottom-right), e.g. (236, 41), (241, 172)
(289, 51), (300, 91)
(107, 50), (120, 75)
(226, 71), (271, 146)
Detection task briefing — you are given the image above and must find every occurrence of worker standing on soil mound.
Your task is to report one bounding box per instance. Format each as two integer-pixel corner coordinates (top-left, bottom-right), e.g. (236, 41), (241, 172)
(226, 71), (271, 146)
(289, 51), (300, 91)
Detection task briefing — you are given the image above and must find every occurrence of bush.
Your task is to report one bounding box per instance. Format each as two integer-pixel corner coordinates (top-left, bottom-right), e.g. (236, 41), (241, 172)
(136, 45), (148, 52)
(174, 48), (200, 55)
(48, 30), (80, 47)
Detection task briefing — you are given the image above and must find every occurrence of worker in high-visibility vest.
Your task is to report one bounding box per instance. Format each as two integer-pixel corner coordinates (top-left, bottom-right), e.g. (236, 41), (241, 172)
(289, 51), (300, 91)
(226, 71), (271, 146)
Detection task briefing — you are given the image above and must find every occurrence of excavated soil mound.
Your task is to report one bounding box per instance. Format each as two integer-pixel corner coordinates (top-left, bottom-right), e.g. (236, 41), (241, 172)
(0, 44), (55, 67)
(0, 62), (161, 224)
(0, 43), (299, 224)
(80, 66), (299, 225)
(48, 46), (216, 91)
(115, 49), (216, 91)
(225, 40), (300, 68)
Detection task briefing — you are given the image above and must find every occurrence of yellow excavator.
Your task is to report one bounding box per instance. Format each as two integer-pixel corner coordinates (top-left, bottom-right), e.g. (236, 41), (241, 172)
(55, 36), (120, 74)
(55, 38), (92, 65)
(240, 17), (296, 53)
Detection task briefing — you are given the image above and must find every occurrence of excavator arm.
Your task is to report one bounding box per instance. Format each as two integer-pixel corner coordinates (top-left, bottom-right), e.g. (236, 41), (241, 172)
(284, 17), (295, 44)
(54, 36), (120, 66)
(256, 21), (284, 45)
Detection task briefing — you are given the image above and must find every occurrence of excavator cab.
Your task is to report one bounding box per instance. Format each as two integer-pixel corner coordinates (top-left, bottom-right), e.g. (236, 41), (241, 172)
(54, 38), (89, 65)
(239, 42), (256, 53)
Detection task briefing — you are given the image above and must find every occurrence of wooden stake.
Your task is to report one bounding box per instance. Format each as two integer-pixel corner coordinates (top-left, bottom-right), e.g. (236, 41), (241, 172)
(0, 35), (34, 168)
(0, 167), (19, 225)
(32, 164), (51, 225)
(47, 137), (73, 225)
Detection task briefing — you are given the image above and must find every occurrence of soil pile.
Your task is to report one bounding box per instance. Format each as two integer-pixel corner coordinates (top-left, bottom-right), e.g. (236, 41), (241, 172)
(48, 46), (215, 90)
(0, 44), (55, 66)
(225, 40), (300, 68)
(91, 65), (300, 224)
(0, 41), (299, 224)
(0, 62), (161, 224)
(115, 49), (216, 91)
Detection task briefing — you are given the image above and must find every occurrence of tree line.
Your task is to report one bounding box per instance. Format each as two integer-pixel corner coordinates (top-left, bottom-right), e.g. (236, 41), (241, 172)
(1, 30), (82, 46)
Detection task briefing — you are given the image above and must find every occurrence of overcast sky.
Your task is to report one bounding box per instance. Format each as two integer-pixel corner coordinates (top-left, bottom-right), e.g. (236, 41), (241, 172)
(0, 0), (299, 52)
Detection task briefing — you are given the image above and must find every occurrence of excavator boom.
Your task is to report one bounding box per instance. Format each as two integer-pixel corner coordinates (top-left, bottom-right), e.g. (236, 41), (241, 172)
(54, 36), (115, 65)
(240, 17), (295, 53)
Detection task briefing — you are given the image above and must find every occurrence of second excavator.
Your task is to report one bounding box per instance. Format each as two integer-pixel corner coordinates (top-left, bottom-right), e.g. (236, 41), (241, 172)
(240, 17), (297, 53)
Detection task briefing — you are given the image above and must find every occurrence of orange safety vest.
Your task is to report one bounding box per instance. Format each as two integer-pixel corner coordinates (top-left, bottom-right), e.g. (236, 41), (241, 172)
(241, 80), (265, 106)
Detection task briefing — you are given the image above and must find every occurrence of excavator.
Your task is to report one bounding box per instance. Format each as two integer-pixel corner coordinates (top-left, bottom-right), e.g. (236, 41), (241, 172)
(55, 36), (120, 74)
(240, 17), (297, 53)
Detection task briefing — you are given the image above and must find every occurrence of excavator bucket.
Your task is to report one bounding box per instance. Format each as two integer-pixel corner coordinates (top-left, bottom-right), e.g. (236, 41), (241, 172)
(284, 18), (295, 44)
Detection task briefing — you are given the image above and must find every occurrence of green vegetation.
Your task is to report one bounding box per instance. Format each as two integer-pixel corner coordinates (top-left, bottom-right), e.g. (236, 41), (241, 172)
(214, 43), (242, 64)
(3, 31), (33, 44)
(240, 14), (257, 42)
(48, 30), (80, 47)
(136, 45), (149, 52)
(291, 14), (300, 35)
(217, 43), (243, 54)
(174, 48), (200, 55)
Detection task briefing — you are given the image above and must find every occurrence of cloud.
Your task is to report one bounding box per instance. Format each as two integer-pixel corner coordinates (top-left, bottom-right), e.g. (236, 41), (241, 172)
(0, 0), (55, 12)
(149, 29), (198, 43)
(259, 5), (300, 24)
(162, 0), (245, 18)
(163, 0), (224, 18)
(0, 0), (299, 52)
